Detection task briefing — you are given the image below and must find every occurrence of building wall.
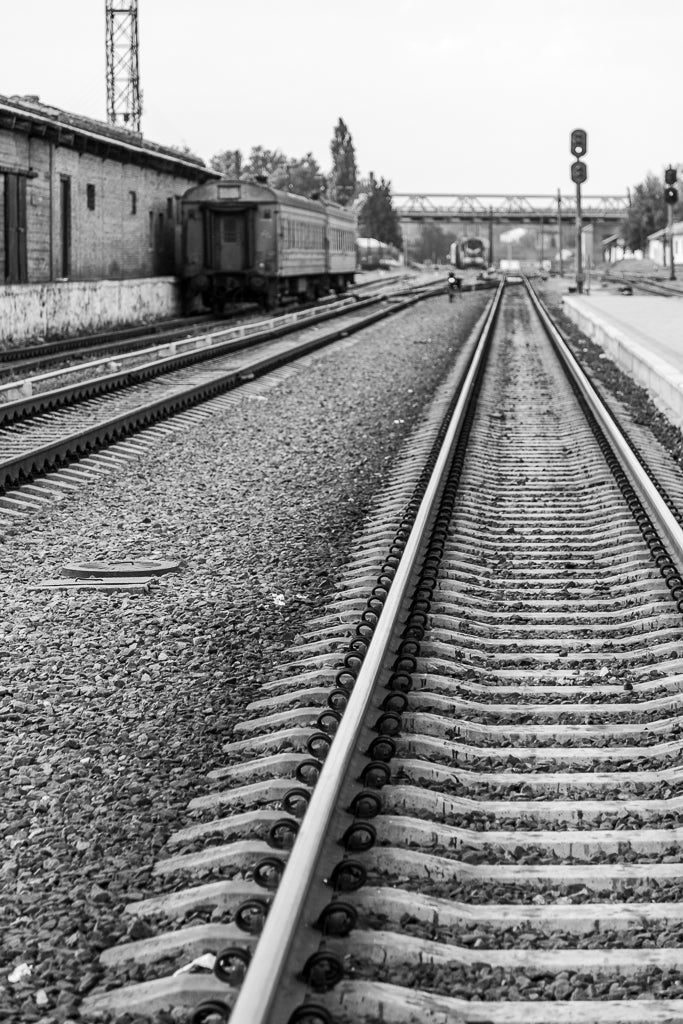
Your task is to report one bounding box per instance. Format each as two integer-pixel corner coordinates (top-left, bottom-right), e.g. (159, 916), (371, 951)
(0, 172), (4, 281)
(0, 125), (203, 285)
(647, 235), (683, 266)
(0, 276), (180, 346)
(50, 148), (187, 280)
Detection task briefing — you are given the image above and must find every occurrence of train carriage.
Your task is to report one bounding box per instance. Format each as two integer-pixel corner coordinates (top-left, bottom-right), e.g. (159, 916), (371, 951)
(181, 179), (356, 312)
(450, 237), (487, 270)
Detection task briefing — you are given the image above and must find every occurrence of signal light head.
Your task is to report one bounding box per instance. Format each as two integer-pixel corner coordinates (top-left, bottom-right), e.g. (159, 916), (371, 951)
(665, 165), (678, 186)
(665, 186), (679, 205)
(571, 160), (587, 185)
(570, 129), (587, 157)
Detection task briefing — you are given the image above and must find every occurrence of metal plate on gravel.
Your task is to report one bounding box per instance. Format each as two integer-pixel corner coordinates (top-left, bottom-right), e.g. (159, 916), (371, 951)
(32, 577), (155, 590)
(61, 559), (180, 578)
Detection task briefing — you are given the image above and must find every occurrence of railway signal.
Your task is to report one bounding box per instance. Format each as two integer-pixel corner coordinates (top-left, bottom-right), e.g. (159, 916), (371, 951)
(570, 129), (587, 157)
(570, 129), (588, 293)
(664, 165), (678, 205)
(664, 166), (678, 281)
(571, 161), (587, 185)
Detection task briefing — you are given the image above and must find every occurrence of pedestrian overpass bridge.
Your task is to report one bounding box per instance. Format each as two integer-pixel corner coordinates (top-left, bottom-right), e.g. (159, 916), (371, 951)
(393, 193), (628, 224)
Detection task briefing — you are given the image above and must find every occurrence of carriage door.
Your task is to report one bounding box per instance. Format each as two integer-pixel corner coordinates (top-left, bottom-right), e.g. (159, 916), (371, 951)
(217, 212), (246, 270)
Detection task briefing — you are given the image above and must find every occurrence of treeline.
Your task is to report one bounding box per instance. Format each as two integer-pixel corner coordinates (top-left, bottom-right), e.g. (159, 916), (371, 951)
(210, 118), (402, 248)
(621, 171), (683, 253)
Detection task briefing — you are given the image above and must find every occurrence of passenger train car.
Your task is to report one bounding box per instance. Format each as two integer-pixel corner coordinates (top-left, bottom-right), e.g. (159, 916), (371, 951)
(449, 237), (487, 270)
(181, 179), (356, 312)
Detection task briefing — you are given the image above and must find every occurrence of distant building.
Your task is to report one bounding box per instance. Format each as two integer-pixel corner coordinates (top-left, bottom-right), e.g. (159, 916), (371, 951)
(0, 93), (216, 284)
(601, 234), (642, 263)
(646, 222), (683, 267)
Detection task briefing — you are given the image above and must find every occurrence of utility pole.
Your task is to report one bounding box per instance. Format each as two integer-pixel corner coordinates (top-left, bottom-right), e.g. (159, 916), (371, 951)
(488, 207), (494, 268)
(106, 2), (142, 131)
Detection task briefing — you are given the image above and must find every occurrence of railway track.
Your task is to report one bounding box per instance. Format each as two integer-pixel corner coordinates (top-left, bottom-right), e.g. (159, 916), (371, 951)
(76, 278), (683, 1022)
(603, 275), (683, 298)
(0, 281), (440, 498)
(0, 274), (412, 379)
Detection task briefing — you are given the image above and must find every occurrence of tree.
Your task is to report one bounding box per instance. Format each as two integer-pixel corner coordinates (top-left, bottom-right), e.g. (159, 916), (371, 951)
(242, 146), (288, 180)
(411, 222), (450, 263)
(271, 153), (327, 196)
(358, 173), (402, 248)
(330, 117), (357, 205)
(209, 147), (326, 197)
(210, 149), (243, 178)
(621, 172), (683, 254)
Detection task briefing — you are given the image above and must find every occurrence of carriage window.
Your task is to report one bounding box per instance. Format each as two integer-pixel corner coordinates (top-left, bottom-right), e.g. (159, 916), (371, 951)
(262, 210), (271, 219)
(86, 184), (96, 211)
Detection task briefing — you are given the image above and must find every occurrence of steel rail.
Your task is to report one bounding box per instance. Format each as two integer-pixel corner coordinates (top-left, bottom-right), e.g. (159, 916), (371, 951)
(0, 285), (437, 427)
(0, 278), (397, 372)
(227, 280), (505, 1024)
(0, 263), (410, 370)
(0, 313), (216, 365)
(0, 288), (441, 492)
(526, 278), (683, 567)
(0, 296), (374, 426)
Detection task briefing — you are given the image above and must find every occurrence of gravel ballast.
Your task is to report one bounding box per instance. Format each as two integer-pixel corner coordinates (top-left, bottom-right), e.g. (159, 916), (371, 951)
(0, 291), (487, 1023)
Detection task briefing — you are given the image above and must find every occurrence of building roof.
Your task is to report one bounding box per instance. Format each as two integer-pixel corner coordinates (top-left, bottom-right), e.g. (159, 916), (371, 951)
(647, 222), (683, 240)
(0, 94), (218, 180)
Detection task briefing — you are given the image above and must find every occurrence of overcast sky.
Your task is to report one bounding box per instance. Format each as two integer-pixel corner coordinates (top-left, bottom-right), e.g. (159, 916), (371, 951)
(3, 0), (679, 197)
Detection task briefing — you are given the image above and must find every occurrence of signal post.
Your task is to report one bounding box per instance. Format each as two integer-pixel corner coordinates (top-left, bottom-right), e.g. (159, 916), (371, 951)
(570, 129), (587, 294)
(665, 166), (678, 281)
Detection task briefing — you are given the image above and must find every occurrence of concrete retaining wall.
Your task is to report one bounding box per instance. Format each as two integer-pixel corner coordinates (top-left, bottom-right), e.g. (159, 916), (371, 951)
(562, 296), (683, 428)
(0, 277), (181, 347)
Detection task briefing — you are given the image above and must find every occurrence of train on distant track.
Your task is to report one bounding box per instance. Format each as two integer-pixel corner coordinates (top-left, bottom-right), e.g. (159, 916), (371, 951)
(356, 237), (401, 271)
(449, 237), (487, 270)
(181, 179), (357, 312)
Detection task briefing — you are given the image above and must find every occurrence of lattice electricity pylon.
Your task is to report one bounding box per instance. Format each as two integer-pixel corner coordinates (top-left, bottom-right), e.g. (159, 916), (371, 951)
(105, 2), (142, 131)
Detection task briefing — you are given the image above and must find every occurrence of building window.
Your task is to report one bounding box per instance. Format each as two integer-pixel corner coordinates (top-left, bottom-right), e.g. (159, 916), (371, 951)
(130, 191), (137, 215)
(166, 197), (174, 221)
(175, 195), (182, 224)
(86, 184), (96, 211)
(148, 211), (154, 248)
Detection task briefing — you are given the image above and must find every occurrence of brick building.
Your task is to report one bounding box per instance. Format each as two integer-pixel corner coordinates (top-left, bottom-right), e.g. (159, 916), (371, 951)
(0, 93), (217, 283)
(0, 94), (218, 342)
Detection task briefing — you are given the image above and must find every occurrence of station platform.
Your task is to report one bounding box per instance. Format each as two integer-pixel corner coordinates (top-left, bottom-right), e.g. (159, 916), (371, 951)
(561, 291), (683, 428)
